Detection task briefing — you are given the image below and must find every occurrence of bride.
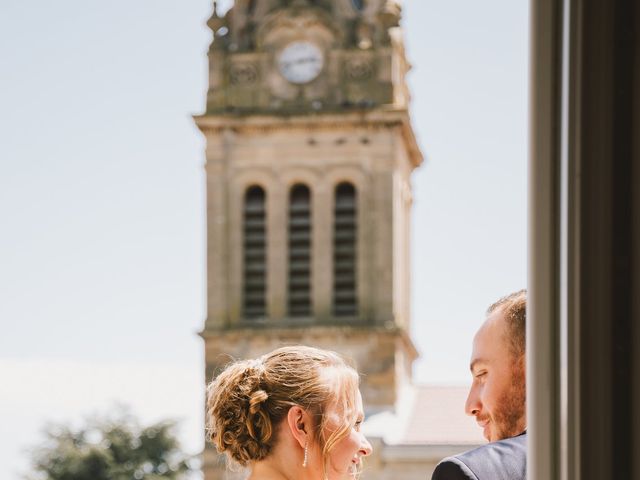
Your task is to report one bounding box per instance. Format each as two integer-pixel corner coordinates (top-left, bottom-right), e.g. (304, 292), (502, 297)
(206, 345), (372, 480)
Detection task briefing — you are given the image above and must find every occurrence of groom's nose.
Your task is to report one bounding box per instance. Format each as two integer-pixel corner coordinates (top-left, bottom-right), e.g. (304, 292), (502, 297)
(465, 385), (481, 416)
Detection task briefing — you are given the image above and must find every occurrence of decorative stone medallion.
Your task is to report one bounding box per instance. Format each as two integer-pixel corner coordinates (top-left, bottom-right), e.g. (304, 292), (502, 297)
(230, 63), (259, 85)
(346, 57), (374, 81)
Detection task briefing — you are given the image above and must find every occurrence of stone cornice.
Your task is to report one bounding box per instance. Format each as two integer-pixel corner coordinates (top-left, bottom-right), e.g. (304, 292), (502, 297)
(199, 322), (419, 362)
(193, 108), (424, 168)
(200, 322), (402, 336)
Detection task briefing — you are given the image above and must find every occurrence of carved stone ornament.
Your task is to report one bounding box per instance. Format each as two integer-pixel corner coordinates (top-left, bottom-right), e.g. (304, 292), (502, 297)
(230, 63), (259, 85)
(346, 58), (374, 81)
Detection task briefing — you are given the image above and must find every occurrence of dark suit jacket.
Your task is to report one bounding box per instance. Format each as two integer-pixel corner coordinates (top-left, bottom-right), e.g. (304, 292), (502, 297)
(431, 432), (527, 480)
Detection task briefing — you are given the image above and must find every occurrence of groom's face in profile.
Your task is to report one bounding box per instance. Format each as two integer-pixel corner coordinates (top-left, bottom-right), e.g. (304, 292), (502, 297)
(465, 308), (526, 442)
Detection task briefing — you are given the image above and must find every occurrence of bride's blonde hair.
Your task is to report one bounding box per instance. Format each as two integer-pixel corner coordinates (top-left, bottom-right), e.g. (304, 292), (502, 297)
(206, 345), (360, 471)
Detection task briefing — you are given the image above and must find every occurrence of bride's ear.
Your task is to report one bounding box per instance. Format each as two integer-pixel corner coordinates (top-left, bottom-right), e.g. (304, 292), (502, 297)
(286, 405), (310, 448)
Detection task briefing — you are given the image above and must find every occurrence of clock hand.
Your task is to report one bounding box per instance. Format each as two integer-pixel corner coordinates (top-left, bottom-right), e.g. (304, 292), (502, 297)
(281, 58), (314, 72)
(292, 57), (319, 66)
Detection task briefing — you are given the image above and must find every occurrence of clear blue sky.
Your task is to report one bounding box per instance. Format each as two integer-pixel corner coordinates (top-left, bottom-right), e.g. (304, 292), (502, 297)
(0, 1), (528, 478)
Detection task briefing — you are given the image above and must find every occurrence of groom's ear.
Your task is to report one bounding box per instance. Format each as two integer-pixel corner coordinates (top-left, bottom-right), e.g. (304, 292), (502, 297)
(286, 405), (309, 448)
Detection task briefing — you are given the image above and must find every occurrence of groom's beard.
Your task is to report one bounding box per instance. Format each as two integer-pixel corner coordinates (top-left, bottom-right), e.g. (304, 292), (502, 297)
(482, 364), (526, 441)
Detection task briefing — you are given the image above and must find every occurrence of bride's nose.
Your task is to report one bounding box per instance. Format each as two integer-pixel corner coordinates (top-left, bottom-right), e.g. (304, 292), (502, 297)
(360, 436), (373, 456)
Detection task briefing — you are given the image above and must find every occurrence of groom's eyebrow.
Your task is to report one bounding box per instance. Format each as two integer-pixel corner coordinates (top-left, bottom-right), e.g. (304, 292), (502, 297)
(470, 359), (487, 372)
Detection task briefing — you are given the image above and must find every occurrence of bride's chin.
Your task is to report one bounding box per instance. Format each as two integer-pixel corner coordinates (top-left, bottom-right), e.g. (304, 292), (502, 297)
(327, 467), (357, 480)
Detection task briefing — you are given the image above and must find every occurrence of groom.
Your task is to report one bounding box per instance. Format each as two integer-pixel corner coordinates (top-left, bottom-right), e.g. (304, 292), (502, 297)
(432, 289), (527, 480)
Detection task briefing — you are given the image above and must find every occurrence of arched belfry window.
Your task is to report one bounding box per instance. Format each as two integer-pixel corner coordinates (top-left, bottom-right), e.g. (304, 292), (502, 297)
(333, 182), (357, 317)
(351, 0), (365, 11)
(288, 184), (312, 317)
(243, 185), (266, 319)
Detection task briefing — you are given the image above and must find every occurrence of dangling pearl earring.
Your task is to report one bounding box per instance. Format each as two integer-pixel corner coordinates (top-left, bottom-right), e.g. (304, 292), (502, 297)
(302, 443), (308, 468)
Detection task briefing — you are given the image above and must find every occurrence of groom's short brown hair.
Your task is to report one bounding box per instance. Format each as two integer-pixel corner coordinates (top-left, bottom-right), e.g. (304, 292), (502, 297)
(487, 289), (527, 358)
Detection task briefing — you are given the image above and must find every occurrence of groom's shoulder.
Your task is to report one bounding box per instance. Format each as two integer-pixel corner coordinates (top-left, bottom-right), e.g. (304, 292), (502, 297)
(456, 432), (527, 468)
(432, 433), (527, 480)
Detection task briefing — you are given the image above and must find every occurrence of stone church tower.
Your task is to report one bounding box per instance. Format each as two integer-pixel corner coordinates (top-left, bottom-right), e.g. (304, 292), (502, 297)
(196, 1), (423, 477)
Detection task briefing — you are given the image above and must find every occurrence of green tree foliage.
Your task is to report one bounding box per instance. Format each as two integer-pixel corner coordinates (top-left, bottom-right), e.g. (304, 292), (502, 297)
(28, 411), (197, 480)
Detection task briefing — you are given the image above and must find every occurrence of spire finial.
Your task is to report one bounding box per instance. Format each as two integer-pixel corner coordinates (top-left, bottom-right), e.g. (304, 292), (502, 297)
(208, 0), (226, 35)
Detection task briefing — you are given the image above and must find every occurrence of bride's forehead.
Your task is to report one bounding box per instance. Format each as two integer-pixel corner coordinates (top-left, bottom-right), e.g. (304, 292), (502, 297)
(317, 365), (358, 390)
(324, 389), (364, 419)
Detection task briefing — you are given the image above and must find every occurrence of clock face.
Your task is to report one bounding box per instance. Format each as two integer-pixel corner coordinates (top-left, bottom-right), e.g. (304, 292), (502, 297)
(277, 41), (324, 84)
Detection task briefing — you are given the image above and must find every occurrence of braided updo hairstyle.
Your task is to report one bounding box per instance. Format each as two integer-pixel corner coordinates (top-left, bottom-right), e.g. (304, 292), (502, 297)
(206, 345), (360, 468)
